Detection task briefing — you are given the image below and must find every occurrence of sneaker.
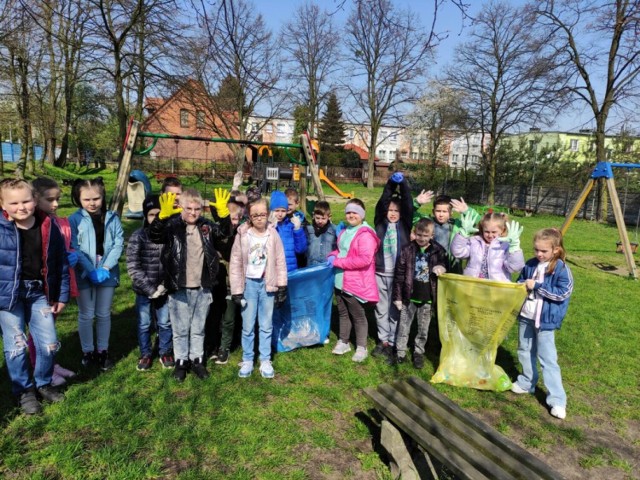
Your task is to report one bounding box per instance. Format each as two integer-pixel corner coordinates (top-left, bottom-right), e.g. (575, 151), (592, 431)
(208, 348), (219, 361)
(550, 406), (567, 420)
(191, 358), (210, 380)
(19, 388), (42, 415)
(332, 340), (351, 355)
(173, 359), (189, 382)
(413, 353), (425, 369)
(159, 354), (175, 369)
(51, 372), (67, 387)
(97, 350), (114, 371)
(323, 337), (330, 345)
(137, 356), (152, 371)
(38, 384), (65, 403)
(352, 346), (368, 363)
(260, 360), (275, 378)
(54, 364), (76, 379)
(215, 349), (230, 365)
(371, 342), (388, 357)
(389, 354), (407, 366)
(238, 361), (254, 378)
(81, 351), (94, 367)
(510, 382), (529, 394)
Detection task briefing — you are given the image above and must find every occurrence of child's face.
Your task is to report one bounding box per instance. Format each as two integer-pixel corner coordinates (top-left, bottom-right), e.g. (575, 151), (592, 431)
(481, 220), (504, 244)
(287, 197), (299, 215)
(38, 188), (61, 215)
(79, 186), (103, 214)
(180, 199), (202, 225)
(313, 212), (330, 228)
(2, 187), (36, 222)
(146, 208), (160, 225)
(414, 228), (433, 248)
(250, 204), (268, 230)
(534, 239), (559, 263)
(387, 202), (400, 223)
(272, 208), (287, 222)
(345, 211), (363, 227)
(432, 203), (451, 224)
(164, 186), (182, 207)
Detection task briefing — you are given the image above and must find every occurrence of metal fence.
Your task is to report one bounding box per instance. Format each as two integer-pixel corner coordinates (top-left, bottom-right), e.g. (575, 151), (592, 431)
(1, 142), (44, 162)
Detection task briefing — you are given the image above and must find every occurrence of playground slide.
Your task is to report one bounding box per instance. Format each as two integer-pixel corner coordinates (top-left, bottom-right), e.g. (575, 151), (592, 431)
(318, 169), (354, 199)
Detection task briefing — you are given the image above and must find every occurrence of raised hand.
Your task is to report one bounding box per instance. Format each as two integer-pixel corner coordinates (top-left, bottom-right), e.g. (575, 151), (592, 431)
(450, 197), (469, 214)
(210, 188), (231, 218)
(415, 189), (434, 206)
(498, 220), (524, 253)
(459, 210), (480, 238)
(159, 192), (182, 219)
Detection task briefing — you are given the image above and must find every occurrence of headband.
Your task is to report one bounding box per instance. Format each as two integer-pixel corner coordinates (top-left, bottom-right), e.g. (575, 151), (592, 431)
(345, 204), (365, 219)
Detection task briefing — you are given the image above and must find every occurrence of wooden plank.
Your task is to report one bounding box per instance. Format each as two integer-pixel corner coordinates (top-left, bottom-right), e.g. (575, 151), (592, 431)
(300, 133), (326, 201)
(363, 388), (494, 480)
(606, 177), (638, 279)
(561, 179), (594, 236)
(110, 120), (139, 215)
(403, 377), (563, 480)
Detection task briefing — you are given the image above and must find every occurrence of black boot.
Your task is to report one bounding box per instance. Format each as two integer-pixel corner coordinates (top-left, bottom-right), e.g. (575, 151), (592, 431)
(173, 359), (189, 382)
(191, 357), (210, 380)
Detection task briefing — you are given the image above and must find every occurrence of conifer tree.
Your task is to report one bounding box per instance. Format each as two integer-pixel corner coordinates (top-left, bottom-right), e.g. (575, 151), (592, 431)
(318, 92), (346, 152)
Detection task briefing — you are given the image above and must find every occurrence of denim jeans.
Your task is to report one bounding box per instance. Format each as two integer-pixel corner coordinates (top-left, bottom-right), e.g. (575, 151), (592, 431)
(168, 288), (212, 361)
(0, 281), (59, 395)
(395, 301), (432, 356)
(77, 286), (115, 353)
(374, 274), (400, 346)
(135, 294), (172, 357)
(241, 278), (274, 362)
(516, 317), (567, 408)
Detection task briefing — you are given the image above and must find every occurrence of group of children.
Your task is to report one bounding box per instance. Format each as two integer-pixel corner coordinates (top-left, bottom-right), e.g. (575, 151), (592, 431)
(0, 172), (573, 420)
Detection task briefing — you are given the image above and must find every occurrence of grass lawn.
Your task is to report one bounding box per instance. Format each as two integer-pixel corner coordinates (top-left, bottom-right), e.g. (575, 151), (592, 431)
(0, 164), (638, 479)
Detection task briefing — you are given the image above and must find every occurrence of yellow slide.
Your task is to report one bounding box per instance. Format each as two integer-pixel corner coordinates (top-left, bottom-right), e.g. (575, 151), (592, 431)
(318, 169), (354, 199)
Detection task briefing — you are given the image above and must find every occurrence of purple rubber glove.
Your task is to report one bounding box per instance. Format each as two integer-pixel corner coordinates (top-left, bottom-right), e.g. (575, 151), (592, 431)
(390, 172), (404, 183)
(326, 255), (336, 267)
(66, 250), (78, 268)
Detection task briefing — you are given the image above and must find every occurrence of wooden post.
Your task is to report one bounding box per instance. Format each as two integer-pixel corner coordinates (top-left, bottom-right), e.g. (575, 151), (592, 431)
(561, 179), (595, 235)
(606, 177), (638, 279)
(110, 120), (139, 216)
(300, 133), (325, 201)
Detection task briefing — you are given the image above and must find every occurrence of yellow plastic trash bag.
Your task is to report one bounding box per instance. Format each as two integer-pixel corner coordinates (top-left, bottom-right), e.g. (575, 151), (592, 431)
(431, 273), (527, 392)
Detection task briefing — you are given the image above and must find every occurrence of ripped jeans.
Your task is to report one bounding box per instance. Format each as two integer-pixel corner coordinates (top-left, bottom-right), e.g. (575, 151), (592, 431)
(0, 280), (59, 395)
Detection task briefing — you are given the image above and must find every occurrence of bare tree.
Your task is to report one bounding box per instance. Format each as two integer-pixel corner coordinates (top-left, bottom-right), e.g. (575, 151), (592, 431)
(181, 0), (286, 171)
(532, 0), (640, 220)
(445, 0), (564, 204)
(280, 1), (340, 137)
(345, 0), (437, 188)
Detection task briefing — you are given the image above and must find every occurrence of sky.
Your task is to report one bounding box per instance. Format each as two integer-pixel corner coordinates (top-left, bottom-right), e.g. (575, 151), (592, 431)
(252, 0), (604, 133)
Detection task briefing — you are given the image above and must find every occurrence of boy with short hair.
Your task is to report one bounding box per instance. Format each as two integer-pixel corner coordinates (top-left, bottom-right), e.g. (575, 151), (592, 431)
(0, 179), (70, 414)
(126, 194), (173, 371)
(270, 190), (307, 272)
(305, 201), (337, 267)
(285, 187), (308, 268)
(149, 188), (231, 381)
(392, 218), (447, 368)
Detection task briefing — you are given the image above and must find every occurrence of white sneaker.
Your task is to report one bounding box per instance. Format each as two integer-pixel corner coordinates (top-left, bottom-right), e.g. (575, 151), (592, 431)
(238, 361), (253, 378)
(332, 341), (351, 355)
(260, 360), (275, 379)
(550, 406), (566, 419)
(510, 382), (529, 394)
(352, 346), (368, 363)
(323, 337), (330, 345)
(51, 372), (67, 387)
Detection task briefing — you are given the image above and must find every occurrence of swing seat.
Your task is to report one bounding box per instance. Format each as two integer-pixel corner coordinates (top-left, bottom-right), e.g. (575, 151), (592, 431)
(616, 242), (639, 254)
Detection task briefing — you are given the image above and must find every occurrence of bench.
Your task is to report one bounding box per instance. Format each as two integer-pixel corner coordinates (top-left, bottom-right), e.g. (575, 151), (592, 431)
(364, 377), (563, 480)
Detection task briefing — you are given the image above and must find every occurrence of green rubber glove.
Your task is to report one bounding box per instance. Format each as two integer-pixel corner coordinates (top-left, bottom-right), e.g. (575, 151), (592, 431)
(498, 220), (524, 252)
(210, 188), (231, 218)
(459, 210), (480, 238)
(158, 192), (182, 220)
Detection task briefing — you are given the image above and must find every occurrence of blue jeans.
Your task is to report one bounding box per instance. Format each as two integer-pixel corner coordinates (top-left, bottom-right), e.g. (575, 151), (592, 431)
(0, 281), (59, 395)
(77, 286), (115, 353)
(516, 317), (567, 408)
(168, 288), (212, 361)
(241, 278), (274, 362)
(135, 294), (172, 357)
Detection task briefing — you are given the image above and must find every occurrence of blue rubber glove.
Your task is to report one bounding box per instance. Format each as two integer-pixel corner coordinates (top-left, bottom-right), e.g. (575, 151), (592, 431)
(335, 221), (345, 237)
(89, 268), (110, 284)
(326, 255), (336, 267)
(66, 250), (78, 268)
(391, 172), (404, 183)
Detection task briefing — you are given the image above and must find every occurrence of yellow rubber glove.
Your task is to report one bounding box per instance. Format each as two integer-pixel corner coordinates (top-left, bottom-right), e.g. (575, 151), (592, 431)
(209, 188), (231, 218)
(158, 192), (182, 220)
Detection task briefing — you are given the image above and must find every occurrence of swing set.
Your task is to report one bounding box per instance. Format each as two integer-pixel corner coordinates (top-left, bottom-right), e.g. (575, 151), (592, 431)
(561, 161), (640, 280)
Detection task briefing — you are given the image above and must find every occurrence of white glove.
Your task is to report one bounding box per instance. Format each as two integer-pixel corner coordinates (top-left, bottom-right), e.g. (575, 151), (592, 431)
(393, 301), (403, 311)
(498, 220), (524, 253)
(291, 215), (302, 230)
(459, 210), (480, 238)
(149, 284), (167, 299)
(232, 171), (243, 191)
(433, 266), (446, 276)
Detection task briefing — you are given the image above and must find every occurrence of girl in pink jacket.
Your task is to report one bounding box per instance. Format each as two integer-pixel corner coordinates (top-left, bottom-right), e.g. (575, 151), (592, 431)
(328, 199), (380, 363)
(451, 211), (525, 282)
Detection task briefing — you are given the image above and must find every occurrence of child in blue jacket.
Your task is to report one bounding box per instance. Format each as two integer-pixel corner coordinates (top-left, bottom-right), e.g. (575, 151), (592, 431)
(269, 190), (307, 272)
(511, 228), (573, 420)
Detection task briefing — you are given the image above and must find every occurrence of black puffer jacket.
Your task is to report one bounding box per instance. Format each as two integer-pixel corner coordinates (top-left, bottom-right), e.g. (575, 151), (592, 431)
(126, 225), (164, 297)
(392, 240), (447, 304)
(149, 215), (232, 292)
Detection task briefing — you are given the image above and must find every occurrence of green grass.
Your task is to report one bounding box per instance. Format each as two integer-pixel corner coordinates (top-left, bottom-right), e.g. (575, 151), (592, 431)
(0, 163), (639, 479)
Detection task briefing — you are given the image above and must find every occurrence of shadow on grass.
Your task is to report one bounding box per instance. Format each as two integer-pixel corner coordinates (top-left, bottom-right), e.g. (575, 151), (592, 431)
(355, 408), (391, 468)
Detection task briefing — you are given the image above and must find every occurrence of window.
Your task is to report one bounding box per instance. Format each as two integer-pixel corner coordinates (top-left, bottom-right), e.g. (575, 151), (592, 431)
(265, 124), (273, 133)
(462, 155), (468, 164)
(196, 111), (205, 128)
(401, 150), (408, 159)
(180, 109), (189, 128)
(452, 154), (459, 164)
(471, 155), (478, 164)
(276, 123), (287, 137)
(390, 133), (397, 144)
(378, 149), (386, 158)
(347, 129), (354, 139)
(411, 152), (418, 160)
(570, 139), (579, 151)
(251, 123), (259, 133)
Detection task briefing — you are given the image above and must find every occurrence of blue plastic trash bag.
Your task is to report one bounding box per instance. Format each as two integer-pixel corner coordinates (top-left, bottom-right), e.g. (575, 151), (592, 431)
(272, 264), (335, 352)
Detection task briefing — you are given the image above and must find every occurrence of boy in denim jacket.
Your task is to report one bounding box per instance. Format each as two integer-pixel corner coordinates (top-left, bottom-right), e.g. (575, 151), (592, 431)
(305, 201), (337, 267)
